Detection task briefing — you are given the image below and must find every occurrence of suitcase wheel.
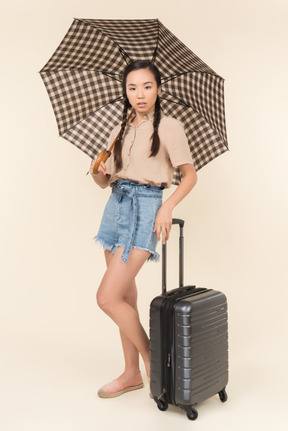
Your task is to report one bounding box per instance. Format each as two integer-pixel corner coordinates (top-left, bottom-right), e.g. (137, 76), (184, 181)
(156, 399), (168, 412)
(218, 388), (228, 403)
(186, 407), (198, 421)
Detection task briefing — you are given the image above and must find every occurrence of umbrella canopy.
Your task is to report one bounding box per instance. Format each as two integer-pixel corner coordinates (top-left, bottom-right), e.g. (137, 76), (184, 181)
(40, 18), (228, 184)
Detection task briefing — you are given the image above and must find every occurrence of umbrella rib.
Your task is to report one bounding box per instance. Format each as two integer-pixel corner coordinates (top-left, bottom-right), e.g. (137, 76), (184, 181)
(162, 70), (223, 83)
(76, 18), (133, 66)
(160, 94), (229, 148)
(160, 93), (190, 108)
(151, 19), (160, 63)
(102, 71), (122, 82)
(60, 96), (123, 136)
(40, 68), (123, 82)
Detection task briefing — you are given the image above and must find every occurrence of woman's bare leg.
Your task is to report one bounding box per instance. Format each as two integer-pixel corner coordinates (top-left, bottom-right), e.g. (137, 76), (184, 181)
(97, 247), (150, 380)
(104, 250), (141, 380)
(119, 284), (140, 377)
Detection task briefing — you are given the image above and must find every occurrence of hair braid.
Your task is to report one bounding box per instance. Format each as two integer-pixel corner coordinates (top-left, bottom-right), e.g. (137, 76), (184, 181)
(150, 96), (161, 157)
(114, 98), (130, 172)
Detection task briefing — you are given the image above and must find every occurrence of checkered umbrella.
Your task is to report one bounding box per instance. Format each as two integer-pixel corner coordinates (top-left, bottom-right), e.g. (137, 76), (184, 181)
(40, 18), (228, 184)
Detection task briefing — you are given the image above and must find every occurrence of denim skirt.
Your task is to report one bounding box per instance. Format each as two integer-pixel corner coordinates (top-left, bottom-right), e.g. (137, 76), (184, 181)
(94, 180), (164, 263)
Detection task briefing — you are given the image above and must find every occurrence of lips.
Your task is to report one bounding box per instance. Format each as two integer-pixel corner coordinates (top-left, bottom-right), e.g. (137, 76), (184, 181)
(137, 103), (146, 107)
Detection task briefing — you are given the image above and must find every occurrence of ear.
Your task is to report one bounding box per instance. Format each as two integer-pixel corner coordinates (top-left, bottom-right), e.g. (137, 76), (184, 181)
(157, 86), (161, 96)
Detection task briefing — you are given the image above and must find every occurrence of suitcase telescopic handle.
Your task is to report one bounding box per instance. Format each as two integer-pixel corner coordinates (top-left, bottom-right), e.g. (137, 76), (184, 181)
(162, 218), (184, 294)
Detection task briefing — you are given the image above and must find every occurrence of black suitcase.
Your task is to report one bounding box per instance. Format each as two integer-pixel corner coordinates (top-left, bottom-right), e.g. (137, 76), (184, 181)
(149, 218), (228, 420)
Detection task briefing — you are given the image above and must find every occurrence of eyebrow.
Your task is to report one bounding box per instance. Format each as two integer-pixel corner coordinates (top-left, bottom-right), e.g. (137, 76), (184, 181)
(127, 81), (154, 86)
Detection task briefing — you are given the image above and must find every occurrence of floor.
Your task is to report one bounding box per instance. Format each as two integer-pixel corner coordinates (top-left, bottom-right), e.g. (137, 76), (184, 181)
(1, 327), (286, 431)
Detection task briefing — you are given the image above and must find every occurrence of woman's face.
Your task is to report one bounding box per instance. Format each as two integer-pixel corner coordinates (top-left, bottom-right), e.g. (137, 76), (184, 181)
(126, 68), (161, 116)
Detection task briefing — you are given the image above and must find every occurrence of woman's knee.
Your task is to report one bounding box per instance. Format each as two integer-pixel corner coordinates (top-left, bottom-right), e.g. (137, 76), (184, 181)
(97, 287), (122, 315)
(96, 288), (110, 312)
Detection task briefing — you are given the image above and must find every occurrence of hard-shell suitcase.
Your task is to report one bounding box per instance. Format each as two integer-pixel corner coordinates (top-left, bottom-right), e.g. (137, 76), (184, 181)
(149, 219), (228, 420)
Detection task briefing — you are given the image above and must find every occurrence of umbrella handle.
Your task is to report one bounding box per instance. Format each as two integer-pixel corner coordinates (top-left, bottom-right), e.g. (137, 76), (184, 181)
(92, 108), (135, 174)
(92, 149), (111, 173)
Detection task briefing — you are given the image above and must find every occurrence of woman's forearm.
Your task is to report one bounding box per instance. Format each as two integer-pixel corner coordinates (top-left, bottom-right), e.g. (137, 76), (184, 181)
(154, 164), (197, 243)
(91, 172), (110, 188)
(163, 164), (197, 210)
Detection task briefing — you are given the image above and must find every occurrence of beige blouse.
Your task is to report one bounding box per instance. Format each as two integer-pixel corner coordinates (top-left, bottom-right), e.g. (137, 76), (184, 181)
(105, 111), (193, 188)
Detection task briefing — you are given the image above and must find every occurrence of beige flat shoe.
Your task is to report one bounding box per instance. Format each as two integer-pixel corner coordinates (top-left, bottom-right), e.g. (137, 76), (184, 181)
(98, 372), (144, 398)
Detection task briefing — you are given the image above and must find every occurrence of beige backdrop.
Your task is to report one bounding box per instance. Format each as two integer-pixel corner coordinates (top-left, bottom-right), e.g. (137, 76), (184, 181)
(1, 0), (287, 430)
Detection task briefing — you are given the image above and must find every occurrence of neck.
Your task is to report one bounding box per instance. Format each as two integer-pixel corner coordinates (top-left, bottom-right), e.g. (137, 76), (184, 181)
(133, 109), (154, 126)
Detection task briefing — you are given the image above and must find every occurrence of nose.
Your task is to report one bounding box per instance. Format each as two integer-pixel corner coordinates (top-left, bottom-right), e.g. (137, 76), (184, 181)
(137, 88), (144, 98)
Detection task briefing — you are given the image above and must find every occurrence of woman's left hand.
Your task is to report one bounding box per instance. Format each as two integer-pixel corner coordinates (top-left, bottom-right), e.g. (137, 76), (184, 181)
(153, 164), (197, 244)
(154, 203), (173, 244)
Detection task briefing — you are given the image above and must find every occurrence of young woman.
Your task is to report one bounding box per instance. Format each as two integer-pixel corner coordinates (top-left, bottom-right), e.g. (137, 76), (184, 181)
(90, 60), (197, 398)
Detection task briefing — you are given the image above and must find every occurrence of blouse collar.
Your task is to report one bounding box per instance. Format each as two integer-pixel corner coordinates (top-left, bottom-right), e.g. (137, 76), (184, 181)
(128, 110), (155, 127)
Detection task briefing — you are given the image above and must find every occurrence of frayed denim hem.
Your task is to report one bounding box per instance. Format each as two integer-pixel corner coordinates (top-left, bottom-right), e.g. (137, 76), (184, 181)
(93, 236), (160, 263)
(132, 246), (160, 263)
(93, 235), (116, 253)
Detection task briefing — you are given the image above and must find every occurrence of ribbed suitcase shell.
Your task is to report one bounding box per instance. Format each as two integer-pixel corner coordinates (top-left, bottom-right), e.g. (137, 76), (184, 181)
(150, 287), (228, 410)
(149, 220), (228, 419)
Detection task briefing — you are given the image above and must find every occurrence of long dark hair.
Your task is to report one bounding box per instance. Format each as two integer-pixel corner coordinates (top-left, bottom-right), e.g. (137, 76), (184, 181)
(114, 60), (162, 172)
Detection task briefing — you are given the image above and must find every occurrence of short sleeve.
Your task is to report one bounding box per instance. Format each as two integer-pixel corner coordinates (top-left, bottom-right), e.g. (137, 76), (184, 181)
(163, 118), (193, 167)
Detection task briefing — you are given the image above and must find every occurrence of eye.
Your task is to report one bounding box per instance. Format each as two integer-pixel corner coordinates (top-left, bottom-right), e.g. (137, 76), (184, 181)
(145, 86), (152, 90)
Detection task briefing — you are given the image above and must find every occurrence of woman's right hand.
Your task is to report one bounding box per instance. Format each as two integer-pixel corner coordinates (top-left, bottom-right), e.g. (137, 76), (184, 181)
(90, 159), (107, 176)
